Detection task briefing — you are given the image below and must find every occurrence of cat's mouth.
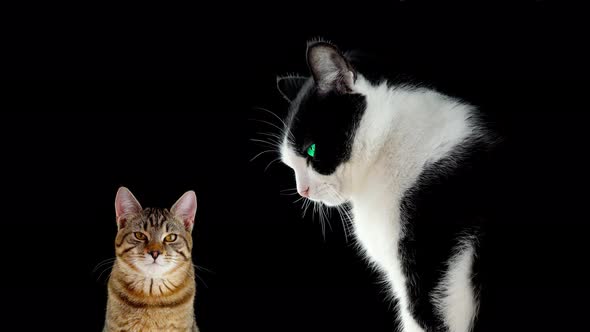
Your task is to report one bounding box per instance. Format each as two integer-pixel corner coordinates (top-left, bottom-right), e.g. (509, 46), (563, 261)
(314, 184), (346, 207)
(146, 260), (166, 266)
(140, 256), (168, 268)
(138, 259), (172, 276)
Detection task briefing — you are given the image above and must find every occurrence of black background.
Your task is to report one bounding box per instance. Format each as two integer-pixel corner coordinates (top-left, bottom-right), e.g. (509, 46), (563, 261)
(2, 2), (589, 331)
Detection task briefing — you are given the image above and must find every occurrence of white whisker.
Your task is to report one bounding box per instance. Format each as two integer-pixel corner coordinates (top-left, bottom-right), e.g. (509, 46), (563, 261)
(264, 157), (282, 172)
(293, 196), (305, 203)
(248, 118), (292, 140)
(249, 138), (280, 148)
(93, 257), (117, 272)
(249, 149), (277, 162)
(256, 131), (285, 142)
(326, 186), (353, 242)
(252, 107), (289, 132)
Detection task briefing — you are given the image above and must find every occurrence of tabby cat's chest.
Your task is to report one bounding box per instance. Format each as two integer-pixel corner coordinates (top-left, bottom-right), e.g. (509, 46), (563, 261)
(105, 304), (196, 332)
(105, 272), (197, 332)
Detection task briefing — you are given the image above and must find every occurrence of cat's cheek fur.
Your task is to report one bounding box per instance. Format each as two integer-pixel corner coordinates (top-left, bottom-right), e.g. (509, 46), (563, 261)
(282, 148), (346, 205)
(309, 170), (345, 206)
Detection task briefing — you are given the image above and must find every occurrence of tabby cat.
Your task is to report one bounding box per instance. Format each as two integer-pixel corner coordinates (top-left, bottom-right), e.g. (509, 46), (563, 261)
(104, 187), (199, 332)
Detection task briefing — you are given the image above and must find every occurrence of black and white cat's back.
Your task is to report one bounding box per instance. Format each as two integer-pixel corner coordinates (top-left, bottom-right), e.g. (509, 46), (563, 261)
(398, 130), (502, 332)
(351, 80), (488, 332)
(277, 40), (498, 332)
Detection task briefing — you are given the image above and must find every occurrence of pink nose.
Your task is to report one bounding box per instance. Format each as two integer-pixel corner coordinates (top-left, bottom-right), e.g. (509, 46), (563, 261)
(299, 186), (310, 198)
(149, 251), (160, 260)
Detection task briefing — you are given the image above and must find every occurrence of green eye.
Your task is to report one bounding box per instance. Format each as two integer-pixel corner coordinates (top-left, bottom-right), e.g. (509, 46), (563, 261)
(307, 144), (316, 158)
(134, 232), (147, 241)
(164, 234), (177, 242)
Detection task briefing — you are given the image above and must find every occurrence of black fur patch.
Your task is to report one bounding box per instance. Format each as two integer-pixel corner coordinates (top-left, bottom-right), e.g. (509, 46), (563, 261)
(286, 84), (366, 175)
(398, 136), (502, 331)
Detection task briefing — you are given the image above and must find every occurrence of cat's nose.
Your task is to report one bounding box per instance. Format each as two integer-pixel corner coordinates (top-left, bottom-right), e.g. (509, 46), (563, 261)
(299, 186), (310, 198)
(148, 251), (161, 260)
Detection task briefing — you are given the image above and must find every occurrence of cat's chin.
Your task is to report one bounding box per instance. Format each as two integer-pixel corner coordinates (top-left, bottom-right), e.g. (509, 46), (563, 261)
(138, 262), (173, 277)
(312, 196), (346, 207)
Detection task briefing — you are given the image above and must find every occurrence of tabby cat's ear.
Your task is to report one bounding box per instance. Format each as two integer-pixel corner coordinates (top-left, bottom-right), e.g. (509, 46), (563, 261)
(115, 187), (142, 229)
(306, 41), (356, 93)
(277, 75), (307, 102)
(171, 190), (197, 232)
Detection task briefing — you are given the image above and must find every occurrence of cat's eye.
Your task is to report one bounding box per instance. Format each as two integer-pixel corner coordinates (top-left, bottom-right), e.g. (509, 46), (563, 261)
(307, 143), (316, 158)
(164, 234), (177, 242)
(134, 232), (147, 240)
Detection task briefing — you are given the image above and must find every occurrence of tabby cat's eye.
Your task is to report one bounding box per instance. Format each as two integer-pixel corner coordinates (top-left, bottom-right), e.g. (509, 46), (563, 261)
(134, 232), (147, 240)
(307, 144), (316, 158)
(164, 234), (177, 242)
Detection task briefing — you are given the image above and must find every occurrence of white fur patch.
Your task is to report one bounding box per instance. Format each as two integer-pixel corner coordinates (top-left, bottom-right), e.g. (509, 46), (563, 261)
(432, 240), (477, 332)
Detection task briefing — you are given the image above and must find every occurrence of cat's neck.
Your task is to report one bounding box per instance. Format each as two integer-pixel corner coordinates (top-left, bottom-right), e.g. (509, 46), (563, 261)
(349, 77), (477, 206)
(106, 258), (197, 331)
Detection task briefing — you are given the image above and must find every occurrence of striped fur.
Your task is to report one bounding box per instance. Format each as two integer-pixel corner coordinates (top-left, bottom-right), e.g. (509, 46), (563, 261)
(104, 188), (199, 332)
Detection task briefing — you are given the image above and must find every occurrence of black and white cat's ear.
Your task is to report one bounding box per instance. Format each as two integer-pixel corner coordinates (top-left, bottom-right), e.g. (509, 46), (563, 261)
(115, 187), (142, 229)
(307, 41), (356, 93)
(276, 75), (307, 102)
(171, 190), (197, 232)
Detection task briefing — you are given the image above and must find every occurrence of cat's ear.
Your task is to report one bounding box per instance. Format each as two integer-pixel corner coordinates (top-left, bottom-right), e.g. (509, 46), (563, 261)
(307, 41), (356, 93)
(171, 190), (197, 232)
(115, 187), (142, 229)
(277, 75), (307, 102)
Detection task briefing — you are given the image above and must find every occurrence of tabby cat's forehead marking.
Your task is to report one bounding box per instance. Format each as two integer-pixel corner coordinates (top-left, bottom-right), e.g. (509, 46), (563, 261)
(139, 208), (175, 229)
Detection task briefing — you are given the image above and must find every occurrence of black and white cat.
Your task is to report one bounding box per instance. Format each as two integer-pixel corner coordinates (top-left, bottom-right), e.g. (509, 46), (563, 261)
(276, 41), (501, 332)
